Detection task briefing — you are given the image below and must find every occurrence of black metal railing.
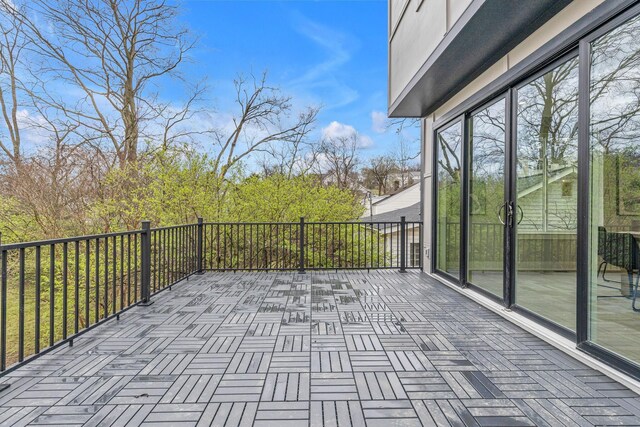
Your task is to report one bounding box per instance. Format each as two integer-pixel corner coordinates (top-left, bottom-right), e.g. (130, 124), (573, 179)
(202, 218), (422, 271)
(0, 216), (420, 374)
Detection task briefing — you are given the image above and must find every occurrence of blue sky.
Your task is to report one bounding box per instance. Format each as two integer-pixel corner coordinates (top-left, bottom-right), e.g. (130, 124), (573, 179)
(179, 0), (418, 160)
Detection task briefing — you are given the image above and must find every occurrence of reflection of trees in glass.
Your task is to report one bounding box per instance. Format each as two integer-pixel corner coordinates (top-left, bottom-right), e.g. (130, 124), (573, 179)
(517, 57), (578, 233)
(591, 14), (640, 156)
(436, 123), (462, 274)
(437, 126), (461, 183)
(437, 123), (462, 221)
(517, 58), (579, 174)
(470, 101), (505, 224)
(591, 15), (640, 227)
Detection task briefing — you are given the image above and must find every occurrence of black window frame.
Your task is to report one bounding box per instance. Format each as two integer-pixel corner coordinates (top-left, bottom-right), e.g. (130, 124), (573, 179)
(428, 0), (640, 380)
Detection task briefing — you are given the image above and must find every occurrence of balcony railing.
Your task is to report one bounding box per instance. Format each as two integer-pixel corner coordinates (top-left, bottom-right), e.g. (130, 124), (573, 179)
(0, 217), (421, 374)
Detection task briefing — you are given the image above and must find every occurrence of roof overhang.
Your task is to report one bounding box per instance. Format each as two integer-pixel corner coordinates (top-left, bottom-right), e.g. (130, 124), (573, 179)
(388, 0), (573, 118)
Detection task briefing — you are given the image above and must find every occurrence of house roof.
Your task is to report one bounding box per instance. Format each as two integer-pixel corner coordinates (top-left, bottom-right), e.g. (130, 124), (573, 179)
(371, 182), (420, 206)
(517, 165), (576, 198)
(361, 202), (421, 223)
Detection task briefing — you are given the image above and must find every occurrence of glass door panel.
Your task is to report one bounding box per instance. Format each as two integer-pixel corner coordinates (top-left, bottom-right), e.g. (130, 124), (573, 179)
(468, 99), (506, 296)
(435, 122), (462, 278)
(515, 56), (579, 330)
(589, 13), (640, 364)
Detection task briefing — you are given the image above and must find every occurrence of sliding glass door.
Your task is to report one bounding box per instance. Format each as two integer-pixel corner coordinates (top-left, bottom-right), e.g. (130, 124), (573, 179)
(514, 55), (579, 331)
(433, 4), (640, 374)
(588, 12), (640, 364)
(435, 122), (462, 278)
(467, 99), (506, 296)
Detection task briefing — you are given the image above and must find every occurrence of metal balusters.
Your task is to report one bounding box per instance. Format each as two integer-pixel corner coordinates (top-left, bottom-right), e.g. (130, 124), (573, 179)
(152, 231), (158, 293)
(85, 240), (90, 329)
(18, 248), (24, 362)
(62, 242), (68, 339)
(0, 237), (6, 371)
(104, 237), (108, 319)
(75, 241), (80, 335)
(173, 227), (177, 280)
(111, 236), (116, 315)
(162, 229), (166, 289)
(127, 235), (131, 306)
(35, 246), (41, 354)
(400, 216), (407, 273)
(141, 221), (151, 304)
(49, 244), (55, 347)
(197, 219), (204, 274)
(119, 235), (124, 312)
(134, 234), (138, 302)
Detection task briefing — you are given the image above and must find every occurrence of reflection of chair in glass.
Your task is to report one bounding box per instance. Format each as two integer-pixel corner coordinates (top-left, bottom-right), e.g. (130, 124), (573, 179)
(598, 226), (609, 279)
(600, 231), (640, 312)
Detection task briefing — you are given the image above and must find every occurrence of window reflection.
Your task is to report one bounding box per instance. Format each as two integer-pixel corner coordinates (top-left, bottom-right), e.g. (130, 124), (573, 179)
(516, 56), (579, 330)
(436, 122), (462, 277)
(468, 99), (505, 296)
(590, 14), (640, 364)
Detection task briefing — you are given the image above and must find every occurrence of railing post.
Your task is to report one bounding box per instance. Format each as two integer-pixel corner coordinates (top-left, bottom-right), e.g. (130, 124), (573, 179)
(299, 217), (305, 274)
(0, 232), (4, 373)
(140, 221), (153, 305)
(197, 218), (204, 274)
(400, 216), (407, 273)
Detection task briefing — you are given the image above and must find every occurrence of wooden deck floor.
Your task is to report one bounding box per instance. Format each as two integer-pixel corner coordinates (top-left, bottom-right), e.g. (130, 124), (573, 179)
(0, 271), (639, 426)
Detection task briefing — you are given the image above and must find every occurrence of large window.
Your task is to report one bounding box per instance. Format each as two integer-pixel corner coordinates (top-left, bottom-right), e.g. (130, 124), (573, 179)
(589, 13), (640, 364)
(435, 122), (462, 278)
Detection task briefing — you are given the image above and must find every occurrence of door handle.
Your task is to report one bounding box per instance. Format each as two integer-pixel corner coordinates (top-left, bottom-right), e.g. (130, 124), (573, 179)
(498, 202), (514, 227)
(516, 204), (524, 225)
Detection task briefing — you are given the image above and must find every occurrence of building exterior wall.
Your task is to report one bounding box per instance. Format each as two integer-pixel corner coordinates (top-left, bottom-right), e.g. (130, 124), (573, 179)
(383, 226), (421, 267)
(388, 0), (472, 106)
(419, 0), (606, 272)
(401, 0), (640, 379)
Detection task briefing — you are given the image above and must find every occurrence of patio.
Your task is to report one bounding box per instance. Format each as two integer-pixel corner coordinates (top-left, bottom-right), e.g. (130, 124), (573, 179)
(0, 270), (639, 426)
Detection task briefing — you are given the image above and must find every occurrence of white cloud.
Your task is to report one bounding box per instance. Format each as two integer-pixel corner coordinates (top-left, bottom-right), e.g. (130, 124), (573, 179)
(321, 121), (373, 148)
(322, 121), (356, 140)
(14, 109), (50, 151)
(371, 111), (387, 134)
(358, 134), (374, 148)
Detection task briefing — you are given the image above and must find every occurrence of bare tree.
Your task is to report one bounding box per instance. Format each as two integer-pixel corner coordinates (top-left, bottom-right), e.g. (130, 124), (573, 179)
(1, 105), (102, 238)
(362, 155), (396, 195)
(393, 134), (419, 188)
(258, 134), (318, 179)
(211, 72), (319, 186)
(151, 83), (211, 152)
(316, 133), (360, 190)
(2, 0), (195, 167)
(0, 11), (26, 167)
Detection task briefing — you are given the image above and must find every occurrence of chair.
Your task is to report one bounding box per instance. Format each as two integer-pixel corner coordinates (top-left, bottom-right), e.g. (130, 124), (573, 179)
(601, 231), (640, 312)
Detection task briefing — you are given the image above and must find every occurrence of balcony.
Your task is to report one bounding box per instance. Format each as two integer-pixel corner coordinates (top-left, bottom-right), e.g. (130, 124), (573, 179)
(0, 221), (639, 426)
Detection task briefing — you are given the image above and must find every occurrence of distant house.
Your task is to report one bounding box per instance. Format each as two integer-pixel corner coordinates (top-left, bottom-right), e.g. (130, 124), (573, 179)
(361, 182), (421, 267)
(517, 165), (577, 232)
(387, 170), (421, 192)
(366, 182), (420, 218)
